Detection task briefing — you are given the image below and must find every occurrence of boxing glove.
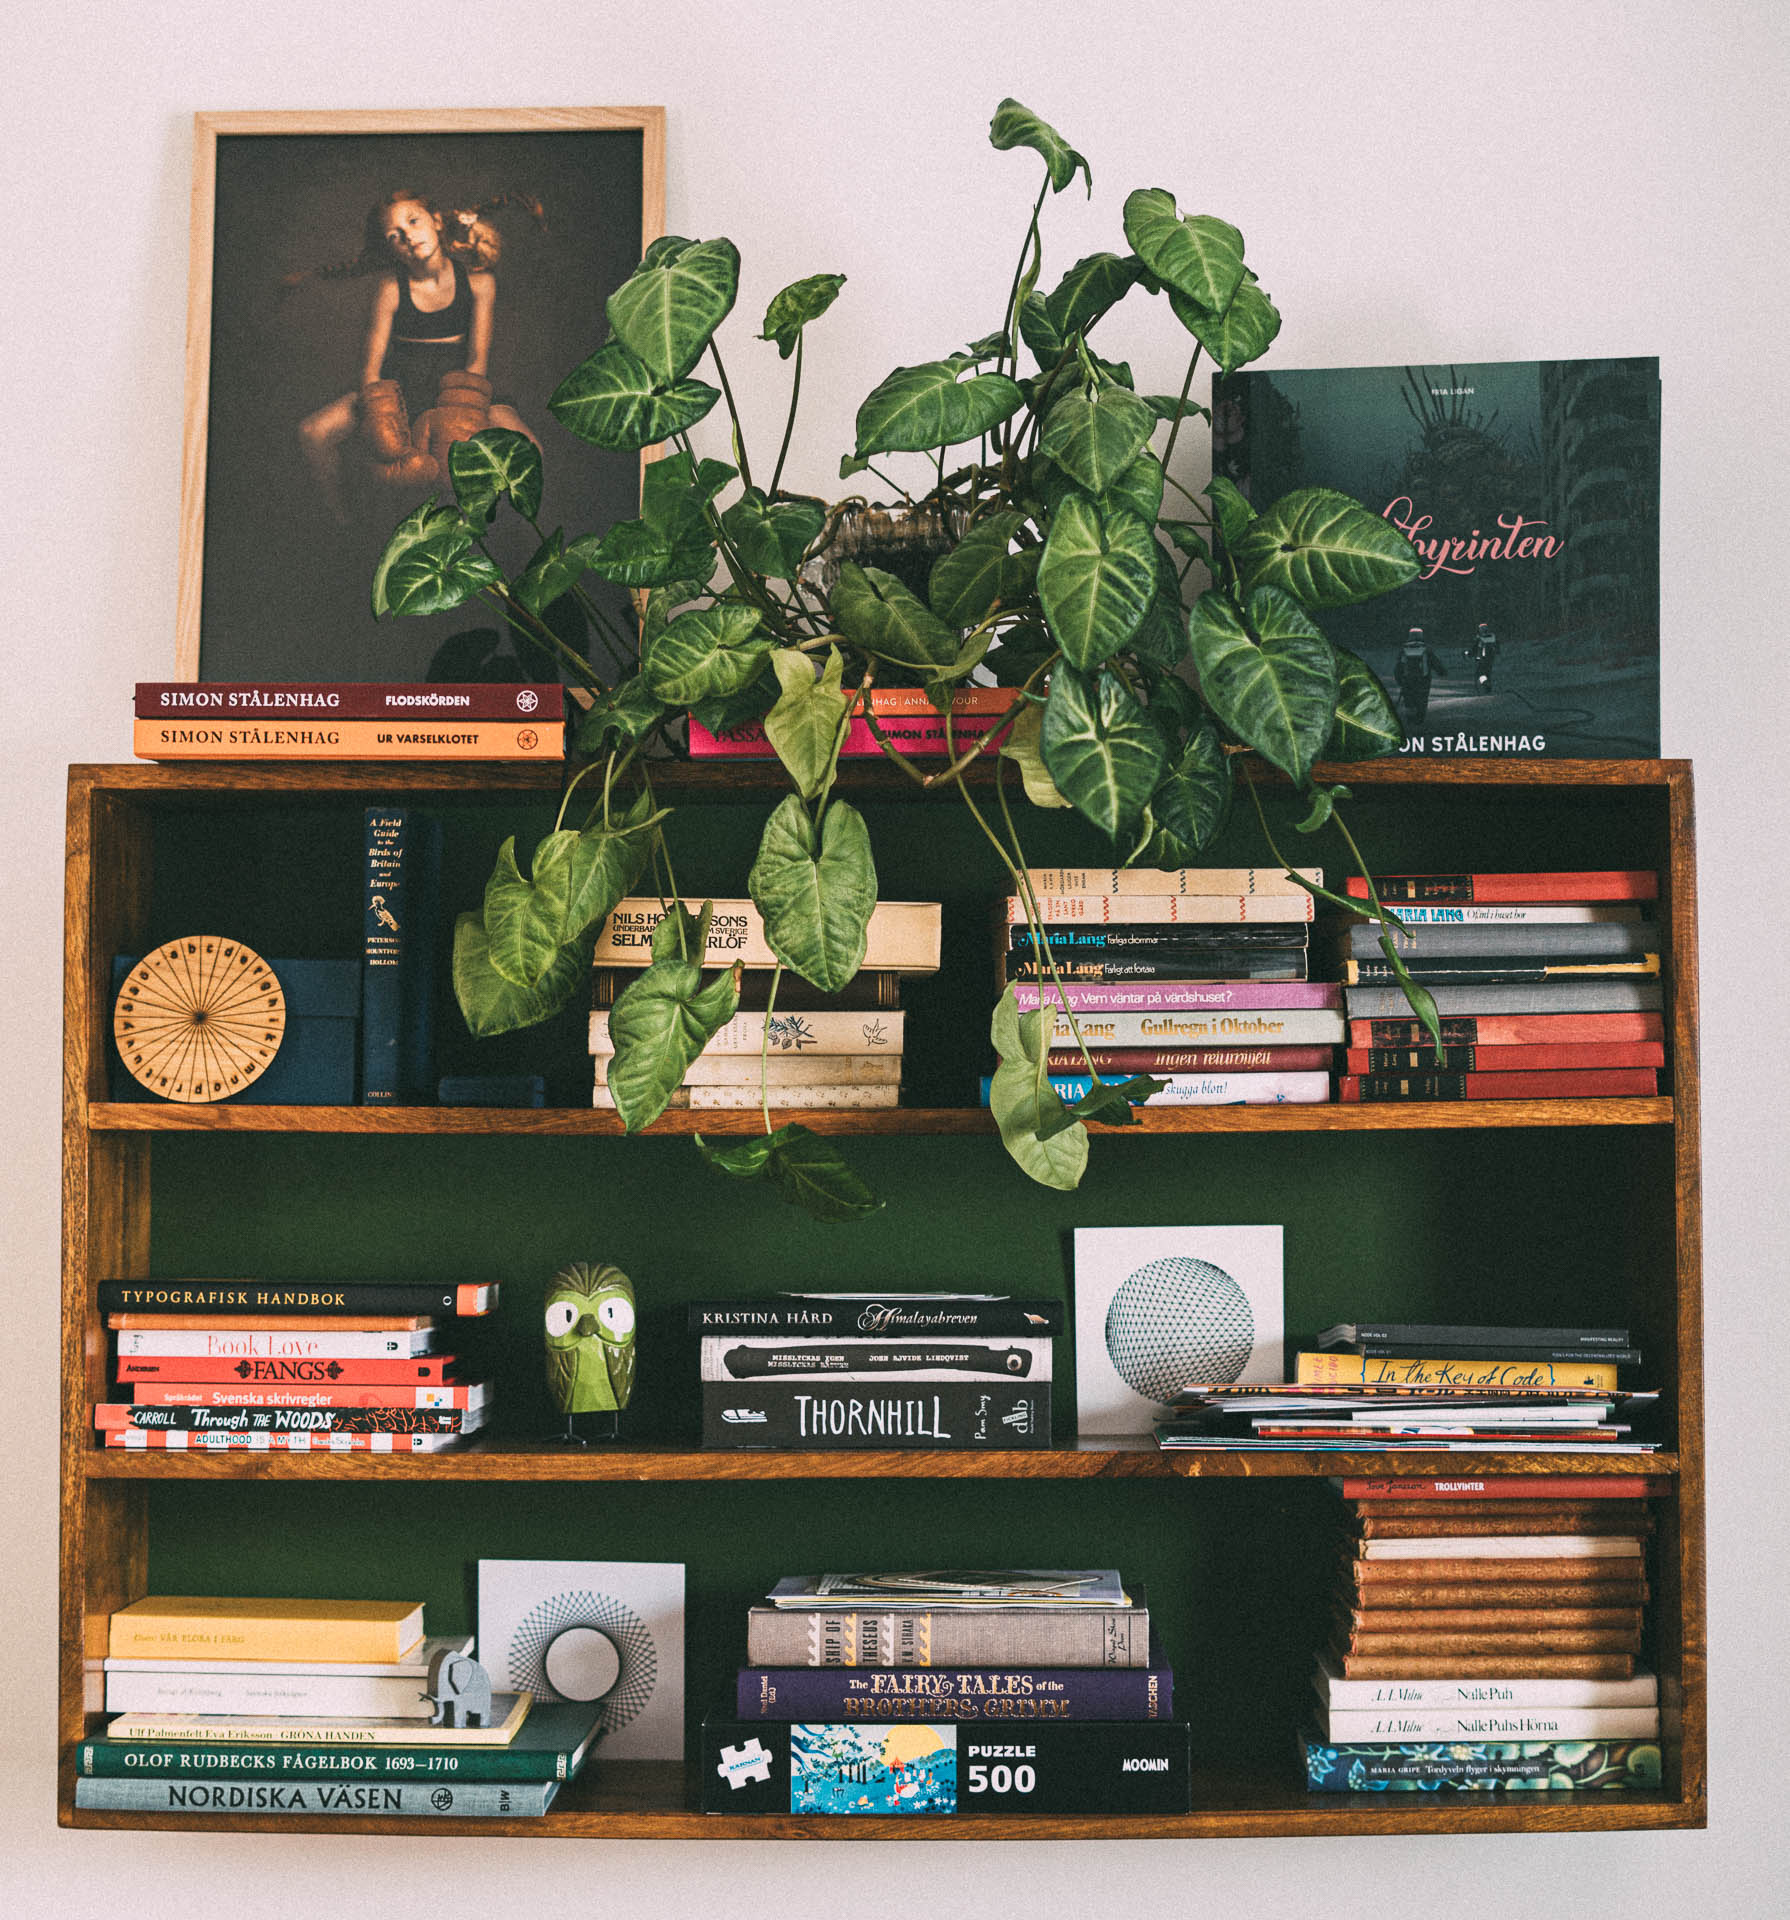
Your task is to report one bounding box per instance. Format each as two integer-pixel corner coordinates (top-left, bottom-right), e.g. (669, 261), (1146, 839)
(415, 370), (492, 461)
(359, 380), (414, 463)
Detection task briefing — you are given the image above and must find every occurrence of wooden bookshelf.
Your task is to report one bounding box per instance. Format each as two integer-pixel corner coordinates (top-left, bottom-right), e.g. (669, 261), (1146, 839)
(59, 757), (1705, 1838)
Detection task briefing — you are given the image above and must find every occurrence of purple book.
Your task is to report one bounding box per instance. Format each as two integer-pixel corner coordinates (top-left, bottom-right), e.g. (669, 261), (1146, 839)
(1011, 980), (1342, 1012)
(735, 1642), (1173, 1722)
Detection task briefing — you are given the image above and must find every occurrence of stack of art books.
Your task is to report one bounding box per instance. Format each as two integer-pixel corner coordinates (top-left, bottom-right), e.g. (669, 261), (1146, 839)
(703, 1570), (1191, 1817)
(74, 1595), (600, 1818)
(1337, 870), (1664, 1101)
(692, 1293), (1058, 1449)
(95, 1280), (498, 1452)
(987, 867), (1340, 1107)
(132, 682), (565, 761)
(589, 897), (941, 1112)
(1301, 1477), (1662, 1793)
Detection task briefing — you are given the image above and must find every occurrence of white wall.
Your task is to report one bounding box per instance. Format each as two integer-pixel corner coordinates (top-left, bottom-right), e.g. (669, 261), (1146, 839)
(4, 2), (1786, 1909)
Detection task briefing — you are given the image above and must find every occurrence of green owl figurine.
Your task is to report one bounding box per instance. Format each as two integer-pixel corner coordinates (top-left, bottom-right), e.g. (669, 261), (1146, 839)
(543, 1261), (637, 1441)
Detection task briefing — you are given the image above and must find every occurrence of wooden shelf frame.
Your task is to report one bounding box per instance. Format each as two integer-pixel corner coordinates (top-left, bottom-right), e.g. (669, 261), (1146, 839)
(59, 757), (1706, 1838)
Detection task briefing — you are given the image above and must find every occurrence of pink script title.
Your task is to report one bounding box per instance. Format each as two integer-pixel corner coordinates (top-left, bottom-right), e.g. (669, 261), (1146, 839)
(1382, 498), (1564, 581)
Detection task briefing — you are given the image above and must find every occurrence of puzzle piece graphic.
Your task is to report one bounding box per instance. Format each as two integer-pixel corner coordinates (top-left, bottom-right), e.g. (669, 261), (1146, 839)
(718, 1739), (773, 1788)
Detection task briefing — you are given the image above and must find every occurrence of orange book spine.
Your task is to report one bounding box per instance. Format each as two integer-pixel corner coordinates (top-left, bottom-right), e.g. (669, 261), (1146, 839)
(133, 718), (564, 761)
(1327, 1651), (1636, 1679)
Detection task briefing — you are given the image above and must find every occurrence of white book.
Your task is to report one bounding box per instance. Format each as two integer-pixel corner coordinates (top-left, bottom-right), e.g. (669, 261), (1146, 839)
(1322, 1707), (1660, 1742)
(1312, 1656), (1659, 1709)
(104, 1632), (474, 1717)
(592, 1084), (900, 1111)
(1007, 893), (1315, 925)
(1046, 1010), (1344, 1048)
(1350, 903), (1645, 925)
(592, 898), (940, 972)
(592, 1051), (901, 1088)
(699, 1334), (1053, 1384)
(104, 1634), (472, 1676)
(1026, 867), (1321, 896)
(590, 1009), (904, 1056)
(1358, 1535), (1644, 1559)
(113, 1329), (437, 1359)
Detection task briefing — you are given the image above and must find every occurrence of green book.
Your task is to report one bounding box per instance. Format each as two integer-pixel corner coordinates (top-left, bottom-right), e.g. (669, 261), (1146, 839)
(79, 1700), (604, 1783)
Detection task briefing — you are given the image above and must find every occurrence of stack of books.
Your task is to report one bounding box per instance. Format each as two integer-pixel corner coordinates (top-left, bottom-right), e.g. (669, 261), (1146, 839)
(133, 682), (566, 761)
(987, 867), (1340, 1108)
(96, 1280), (498, 1453)
(589, 897), (941, 1111)
(689, 684), (1023, 761)
(1336, 870), (1664, 1101)
(74, 1595), (599, 1818)
(1308, 1320), (1642, 1393)
(702, 1571), (1191, 1817)
(692, 1293), (1058, 1449)
(1301, 1476), (1663, 1793)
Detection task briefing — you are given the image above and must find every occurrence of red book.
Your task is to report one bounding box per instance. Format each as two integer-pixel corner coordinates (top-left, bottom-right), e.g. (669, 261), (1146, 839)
(126, 1380), (487, 1409)
(1343, 1042), (1664, 1073)
(1346, 872), (1657, 903)
(1045, 1045), (1335, 1074)
(1340, 1069), (1658, 1101)
(112, 1355), (458, 1383)
(1351, 1013), (1665, 1048)
(1337, 1476), (1658, 1499)
(135, 683), (564, 720)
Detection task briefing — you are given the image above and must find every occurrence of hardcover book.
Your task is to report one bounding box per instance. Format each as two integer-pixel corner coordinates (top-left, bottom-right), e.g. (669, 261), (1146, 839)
(701, 1381), (1050, 1450)
(1301, 1729), (1661, 1791)
(686, 1296), (1062, 1337)
(73, 1777), (560, 1817)
(135, 683), (565, 720)
(108, 1596), (424, 1665)
(1214, 358), (1661, 757)
(744, 1592), (1150, 1669)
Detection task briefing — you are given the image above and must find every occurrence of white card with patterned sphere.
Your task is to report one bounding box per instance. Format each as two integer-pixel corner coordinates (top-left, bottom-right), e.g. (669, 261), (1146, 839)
(1073, 1226), (1283, 1434)
(478, 1559), (684, 1760)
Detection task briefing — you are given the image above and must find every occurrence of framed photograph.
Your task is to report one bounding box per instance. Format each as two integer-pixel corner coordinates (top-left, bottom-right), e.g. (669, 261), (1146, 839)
(177, 108), (665, 682)
(1073, 1225), (1283, 1435)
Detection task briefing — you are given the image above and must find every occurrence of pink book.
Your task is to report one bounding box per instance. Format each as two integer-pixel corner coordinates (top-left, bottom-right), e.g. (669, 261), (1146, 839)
(690, 688), (1021, 760)
(1012, 980), (1344, 1012)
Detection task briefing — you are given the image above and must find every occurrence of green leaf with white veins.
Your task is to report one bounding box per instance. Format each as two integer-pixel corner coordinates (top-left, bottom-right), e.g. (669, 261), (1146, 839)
(371, 499), (463, 617)
(1324, 646), (1404, 760)
(606, 237), (740, 383)
(928, 511), (1033, 627)
(378, 527), (501, 618)
(831, 562), (960, 670)
(1146, 720), (1232, 858)
(763, 648), (852, 800)
(1121, 189), (1246, 314)
(549, 341), (719, 449)
(988, 98), (1091, 195)
(1168, 273), (1281, 376)
(642, 603), (771, 704)
(1206, 475), (1256, 551)
(480, 834), (576, 987)
(1040, 664), (1167, 837)
(1037, 494), (1158, 671)
(760, 273), (846, 358)
(606, 948), (742, 1132)
(748, 795), (878, 993)
(1039, 385), (1156, 496)
(1232, 487), (1422, 608)
(1044, 252), (1142, 338)
(1188, 586), (1339, 784)
(988, 988), (1088, 1190)
(722, 489), (826, 579)
(855, 361), (1024, 456)
(564, 791), (660, 942)
(452, 912), (590, 1038)
(449, 429), (543, 525)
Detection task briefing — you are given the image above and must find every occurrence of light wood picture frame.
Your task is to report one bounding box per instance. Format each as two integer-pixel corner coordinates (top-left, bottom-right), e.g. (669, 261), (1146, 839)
(177, 108), (665, 682)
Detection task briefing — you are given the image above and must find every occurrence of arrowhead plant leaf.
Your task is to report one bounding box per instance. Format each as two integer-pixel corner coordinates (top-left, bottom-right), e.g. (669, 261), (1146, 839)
(1038, 385), (1157, 496)
(448, 429), (543, 525)
(1121, 189), (1246, 313)
(1036, 493), (1158, 670)
(642, 604), (771, 704)
(1325, 646), (1404, 759)
(606, 236), (740, 383)
(748, 795), (878, 992)
(1188, 586), (1339, 784)
(760, 273), (847, 357)
(831, 562), (961, 669)
(1232, 487), (1422, 607)
(549, 341), (720, 449)
(855, 361), (1024, 456)
(1039, 663), (1167, 837)
(988, 99), (1091, 195)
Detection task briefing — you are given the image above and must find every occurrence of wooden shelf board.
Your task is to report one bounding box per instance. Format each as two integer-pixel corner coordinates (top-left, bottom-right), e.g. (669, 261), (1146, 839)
(60, 1758), (1700, 1838)
(85, 1098), (1676, 1136)
(81, 1440), (1679, 1483)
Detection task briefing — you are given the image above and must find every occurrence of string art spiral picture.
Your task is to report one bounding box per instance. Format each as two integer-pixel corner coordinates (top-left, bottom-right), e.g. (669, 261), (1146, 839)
(112, 937), (286, 1103)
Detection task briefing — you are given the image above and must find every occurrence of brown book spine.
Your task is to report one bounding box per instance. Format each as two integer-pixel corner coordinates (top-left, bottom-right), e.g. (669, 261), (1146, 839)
(1327, 1651), (1637, 1679)
(1335, 1580), (1648, 1609)
(1341, 1606), (1643, 1632)
(594, 968), (902, 1012)
(1336, 1627), (1644, 1655)
(1347, 1556), (1646, 1585)
(1352, 1514), (1652, 1538)
(1344, 1499), (1653, 1520)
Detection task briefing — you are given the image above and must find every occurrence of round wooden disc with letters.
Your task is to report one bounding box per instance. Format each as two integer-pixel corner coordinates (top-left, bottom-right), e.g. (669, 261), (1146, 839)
(113, 937), (286, 1103)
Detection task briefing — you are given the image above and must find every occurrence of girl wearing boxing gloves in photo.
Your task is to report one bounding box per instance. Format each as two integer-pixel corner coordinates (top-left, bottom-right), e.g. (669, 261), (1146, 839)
(296, 189), (542, 517)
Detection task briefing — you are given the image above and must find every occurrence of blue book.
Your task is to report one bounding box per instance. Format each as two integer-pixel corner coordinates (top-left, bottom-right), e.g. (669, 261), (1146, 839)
(362, 809), (441, 1104)
(1302, 1728), (1661, 1792)
(74, 1775), (559, 1816)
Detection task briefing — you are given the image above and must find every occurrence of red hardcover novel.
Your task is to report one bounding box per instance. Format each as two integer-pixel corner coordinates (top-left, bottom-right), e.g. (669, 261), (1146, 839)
(111, 1355), (459, 1384)
(1045, 1045), (1336, 1074)
(135, 683), (564, 720)
(1350, 1014), (1665, 1047)
(1343, 1043), (1665, 1073)
(1339, 1069), (1658, 1102)
(1336, 1477), (1658, 1499)
(1346, 872), (1658, 903)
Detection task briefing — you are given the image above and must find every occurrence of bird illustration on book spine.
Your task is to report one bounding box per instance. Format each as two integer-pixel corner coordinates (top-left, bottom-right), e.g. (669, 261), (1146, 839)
(544, 1261), (637, 1441)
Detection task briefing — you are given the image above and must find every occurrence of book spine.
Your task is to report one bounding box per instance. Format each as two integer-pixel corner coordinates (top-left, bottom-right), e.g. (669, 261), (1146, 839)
(134, 718), (564, 760)
(593, 1084), (900, 1111)
(1043, 1010), (1345, 1048)
(592, 1051), (901, 1087)
(1317, 1674), (1659, 1709)
(702, 1337), (1051, 1382)
(1345, 1043), (1663, 1072)
(1351, 923), (1657, 958)
(400, 814), (442, 1100)
(1343, 981), (1663, 1016)
(1297, 1355), (1621, 1390)
(1334, 1628), (1643, 1655)
(593, 899), (939, 972)
(77, 1739), (569, 1781)
(1014, 981), (1342, 1012)
(1327, 1323), (1630, 1348)
(362, 807), (405, 1102)
(1337, 1580), (1647, 1609)
(73, 1777), (556, 1816)
(983, 1073), (1331, 1106)
(103, 1672), (437, 1717)
(690, 710), (1014, 758)
(98, 1404), (477, 1434)
(589, 1010), (905, 1056)
(98, 1282), (491, 1317)
(1345, 873), (1659, 903)
(113, 1330), (436, 1358)
(1006, 894), (1316, 925)
(1352, 1513), (1647, 1538)
(1024, 867), (1320, 896)
(686, 1301), (1063, 1336)
(1335, 1476), (1656, 1499)
(1341, 1605), (1642, 1632)
(1356, 1536), (1644, 1560)
(1322, 1708), (1659, 1742)
(135, 683), (565, 720)
(128, 1381), (485, 1410)
(1346, 903), (1644, 925)
(1343, 955), (1658, 986)
(1340, 1069), (1658, 1101)
(702, 1381), (1050, 1449)
(1348, 1555), (1645, 1584)
(734, 1663), (1172, 1721)
(1302, 1735), (1659, 1789)
(702, 1719), (1191, 1815)
(103, 1430), (461, 1451)
(1049, 1046), (1336, 1073)
(743, 1607), (1149, 1669)
(113, 1354), (456, 1382)
(1325, 1652), (1638, 1679)
(1350, 1013), (1664, 1047)
(1009, 957), (1308, 983)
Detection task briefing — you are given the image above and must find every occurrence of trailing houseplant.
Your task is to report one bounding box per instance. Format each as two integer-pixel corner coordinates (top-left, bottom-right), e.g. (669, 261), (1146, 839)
(372, 99), (1437, 1220)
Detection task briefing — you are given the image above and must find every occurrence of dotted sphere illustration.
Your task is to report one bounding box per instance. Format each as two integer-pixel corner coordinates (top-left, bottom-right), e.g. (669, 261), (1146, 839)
(507, 1590), (658, 1732)
(1104, 1257), (1255, 1401)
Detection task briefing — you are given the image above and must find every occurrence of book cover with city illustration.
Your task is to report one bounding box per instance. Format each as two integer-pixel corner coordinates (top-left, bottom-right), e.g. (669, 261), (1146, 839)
(1212, 359), (1660, 758)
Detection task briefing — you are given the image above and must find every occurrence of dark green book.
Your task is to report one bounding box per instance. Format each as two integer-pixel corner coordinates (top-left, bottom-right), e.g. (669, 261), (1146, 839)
(77, 1700), (604, 1783)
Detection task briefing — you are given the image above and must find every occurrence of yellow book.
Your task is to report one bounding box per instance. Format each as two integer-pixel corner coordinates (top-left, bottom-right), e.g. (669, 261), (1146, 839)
(1296, 1352), (1620, 1392)
(103, 1693), (532, 1746)
(109, 1597), (426, 1665)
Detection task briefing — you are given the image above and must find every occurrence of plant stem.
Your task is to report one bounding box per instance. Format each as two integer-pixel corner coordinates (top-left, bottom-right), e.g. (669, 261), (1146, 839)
(759, 965), (782, 1134)
(1160, 344), (1205, 477)
(708, 341), (754, 492)
(480, 586), (608, 694)
(770, 333), (803, 498)
(997, 178), (1051, 403)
